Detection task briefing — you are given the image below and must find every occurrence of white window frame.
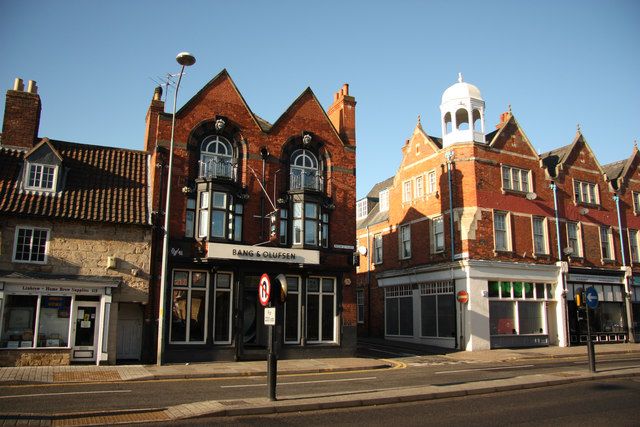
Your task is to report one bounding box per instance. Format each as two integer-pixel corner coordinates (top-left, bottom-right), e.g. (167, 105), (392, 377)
(379, 189), (389, 212)
(414, 175), (424, 199)
(356, 199), (368, 220)
(431, 216), (444, 253)
(12, 226), (49, 264)
(356, 289), (365, 324)
(399, 224), (411, 259)
(599, 226), (614, 261)
(305, 276), (337, 344)
(427, 170), (437, 194)
(402, 180), (412, 203)
(493, 211), (511, 252)
(633, 192), (640, 215)
(566, 221), (583, 257)
(169, 270), (209, 344)
(501, 165), (530, 193)
(24, 162), (58, 192)
(532, 216), (549, 255)
(629, 229), (640, 263)
(573, 179), (599, 205)
(373, 233), (383, 264)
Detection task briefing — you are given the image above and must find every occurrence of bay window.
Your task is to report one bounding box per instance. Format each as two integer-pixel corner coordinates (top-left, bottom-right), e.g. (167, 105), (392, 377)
(291, 201), (328, 248)
(196, 190), (242, 242)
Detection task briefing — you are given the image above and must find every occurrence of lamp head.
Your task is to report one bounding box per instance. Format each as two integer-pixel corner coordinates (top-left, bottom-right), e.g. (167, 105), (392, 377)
(176, 52), (196, 66)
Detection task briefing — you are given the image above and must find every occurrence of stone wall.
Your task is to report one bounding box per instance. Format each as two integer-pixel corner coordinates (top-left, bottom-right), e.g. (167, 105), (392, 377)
(0, 349), (70, 366)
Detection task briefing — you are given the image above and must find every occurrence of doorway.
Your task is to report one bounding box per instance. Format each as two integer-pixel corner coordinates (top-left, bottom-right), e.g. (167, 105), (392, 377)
(71, 301), (100, 362)
(237, 274), (268, 359)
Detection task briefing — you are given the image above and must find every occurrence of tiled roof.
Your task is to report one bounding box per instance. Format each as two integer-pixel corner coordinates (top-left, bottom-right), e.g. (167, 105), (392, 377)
(366, 176), (394, 199)
(0, 139), (149, 225)
(357, 202), (389, 229)
(602, 160), (626, 181)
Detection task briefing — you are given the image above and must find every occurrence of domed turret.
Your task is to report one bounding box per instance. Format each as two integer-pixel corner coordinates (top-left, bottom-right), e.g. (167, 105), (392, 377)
(440, 73), (485, 147)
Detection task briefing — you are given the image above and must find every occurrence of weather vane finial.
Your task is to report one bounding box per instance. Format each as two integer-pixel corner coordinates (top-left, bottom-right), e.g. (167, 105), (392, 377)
(457, 72), (463, 83)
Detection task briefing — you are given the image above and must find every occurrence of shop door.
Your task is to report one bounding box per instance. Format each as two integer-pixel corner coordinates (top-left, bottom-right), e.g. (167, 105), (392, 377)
(238, 274), (268, 359)
(71, 301), (99, 362)
(116, 304), (142, 361)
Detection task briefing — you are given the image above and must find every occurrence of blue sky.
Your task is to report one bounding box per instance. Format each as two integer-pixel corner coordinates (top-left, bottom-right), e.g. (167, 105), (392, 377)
(1, 0), (638, 199)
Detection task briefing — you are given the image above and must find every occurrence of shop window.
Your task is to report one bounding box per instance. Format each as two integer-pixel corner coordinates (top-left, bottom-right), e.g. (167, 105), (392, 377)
(566, 222), (583, 257)
(292, 201), (327, 248)
(170, 270), (208, 344)
(385, 285), (413, 336)
(573, 180), (599, 205)
(490, 301), (517, 335)
(532, 217), (548, 255)
(196, 190), (242, 242)
(431, 216), (444, 253)
(290, 149), (322, 191)
(493, 211), (511, 252)
(600, 226), (614, 261)
(25, 162), (58, 192)
(199, 135), (236, 180)
(399, 224), (411, 259)
(420, 282), (454, 338)
(501, 166), (530, 193)
(488, 281), (552, 336)
(213, 272), (233, 344)
(306, 277), (336, 343)
(1, 295), (71, 348)
(356, 289), (365, 324)
(13, 227), (49, 264)
(284, 276), (301, 343)
(373, 233), (383, 264)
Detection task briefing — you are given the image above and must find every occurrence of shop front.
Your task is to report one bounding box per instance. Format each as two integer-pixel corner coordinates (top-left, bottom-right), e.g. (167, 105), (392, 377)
(567, 269), (628, 345)
(163, 243), (352, 363)
(0, 273), (118, 366)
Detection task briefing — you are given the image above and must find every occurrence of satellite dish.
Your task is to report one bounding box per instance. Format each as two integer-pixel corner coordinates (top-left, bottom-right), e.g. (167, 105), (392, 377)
(579, 207), (589, 215)
(563, 246), (574, 255)
(357, 246), (368, 256)
(526, 192), (537, 200)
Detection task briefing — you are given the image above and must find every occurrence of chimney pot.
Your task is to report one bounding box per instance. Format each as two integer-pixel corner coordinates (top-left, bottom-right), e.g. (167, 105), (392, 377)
(342, 83), (349, 95)
(27, 80), (38, 94)
(13, 78), (24, 91)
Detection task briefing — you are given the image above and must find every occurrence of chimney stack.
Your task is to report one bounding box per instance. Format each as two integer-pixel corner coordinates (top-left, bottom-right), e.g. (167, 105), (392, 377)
(1, 77), (42, 148)
(327, 83), (356, 145)
(496, 111), (511, 129)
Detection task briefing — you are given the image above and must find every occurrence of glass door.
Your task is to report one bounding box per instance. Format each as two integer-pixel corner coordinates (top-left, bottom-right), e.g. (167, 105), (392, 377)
(71, 301), (99, 362)
(237, 274), (267, 359)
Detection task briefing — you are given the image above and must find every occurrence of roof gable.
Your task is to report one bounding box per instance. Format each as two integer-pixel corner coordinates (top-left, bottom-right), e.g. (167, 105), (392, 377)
(487, 113), (538, 158)
(560, 131), (605, 176)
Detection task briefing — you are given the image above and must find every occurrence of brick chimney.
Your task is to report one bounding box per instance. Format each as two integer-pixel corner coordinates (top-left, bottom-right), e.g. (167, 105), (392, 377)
(496, 111), (511, 129)
(327, 83), (356, 145)
(144, 85), (166, 152)
(1, 78), (42, 148)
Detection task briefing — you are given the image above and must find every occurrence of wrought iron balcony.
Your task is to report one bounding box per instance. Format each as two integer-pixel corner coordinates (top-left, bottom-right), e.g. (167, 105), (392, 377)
(290, 170), (323, 191)
(198, 159), (237, 180)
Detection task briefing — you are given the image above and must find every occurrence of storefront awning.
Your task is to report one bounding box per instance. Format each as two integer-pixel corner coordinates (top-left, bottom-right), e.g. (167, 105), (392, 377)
(0, 271), (120, 290)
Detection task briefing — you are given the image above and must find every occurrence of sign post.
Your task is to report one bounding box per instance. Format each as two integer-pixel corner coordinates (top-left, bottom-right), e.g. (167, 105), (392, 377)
(258, 274), (277, 400)
(585, 286), (598, 372)
(456, 291), (468, 350)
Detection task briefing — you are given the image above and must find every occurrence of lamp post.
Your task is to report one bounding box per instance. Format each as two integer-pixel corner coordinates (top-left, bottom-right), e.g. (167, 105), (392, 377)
(157, 52), (196, 366)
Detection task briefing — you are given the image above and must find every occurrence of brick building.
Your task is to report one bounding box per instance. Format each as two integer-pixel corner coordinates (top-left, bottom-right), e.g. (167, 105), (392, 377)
(0, 79), (152, 366)
(146, 71), (357, 362)
(356, 74), (640, 350)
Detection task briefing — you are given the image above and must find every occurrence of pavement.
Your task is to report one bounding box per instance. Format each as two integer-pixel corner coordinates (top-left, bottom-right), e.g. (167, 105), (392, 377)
(1, 341), (640, 425)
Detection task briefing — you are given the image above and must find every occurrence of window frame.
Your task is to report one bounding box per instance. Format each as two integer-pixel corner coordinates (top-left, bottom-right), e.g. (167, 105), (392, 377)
(633, 192), (640, 215)
(414, 175), (424, 199)
(199, 135), (235, 180)
(356, 289), (365, 324)
(399, 224), (412, 259)
(169, 270), (209, 344)
(532, 216), (549, 255)
(427, 170), (437, 194)
(599, 226), (614, 261)
(402, 180), (412, 203)
(292, 201), (326, 247)
(566, 221), (583, 257)
(283, 275), (302, 344)
(501, 165), (531, 193)
(431, 216), (444, 253)
(305, 276), (337, 344)
(212, 271), (233, 344)
(356, 199), (368, 220)
(12, 226), (49, 264)
(196, 189), (243, 242)
(573, 179), (600, 205)
(373, 233), (383, 264)
(493, 211), (511, 252)
(290, 149), (323, 191)
(629, 229), (640, 264)
(24, 162), (58, 192)
(379, 189), (389, 212)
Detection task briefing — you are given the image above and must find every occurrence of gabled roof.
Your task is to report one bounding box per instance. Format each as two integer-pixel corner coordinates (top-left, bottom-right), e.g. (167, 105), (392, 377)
(0, 139), (149, 225)
(604, 144), (640, 189)
(25, 138), (63, 162)
(486, 112), (537, 156)
(602, 159), (626, 182)
(540, 131), (604, 177)
(366, 176), (394, 199)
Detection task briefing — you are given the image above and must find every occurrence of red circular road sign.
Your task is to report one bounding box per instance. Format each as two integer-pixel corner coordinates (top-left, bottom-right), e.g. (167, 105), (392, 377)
(457, 290), (469, 304)
(258, 273), (271, 307)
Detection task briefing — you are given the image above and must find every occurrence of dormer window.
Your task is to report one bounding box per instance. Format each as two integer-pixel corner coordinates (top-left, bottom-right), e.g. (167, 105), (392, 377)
(356, 199), (368, 219)
(25, 163), (57, 191)
(290, 149), (322, 191)
(379, 189), (389, 212)
(199, 135), (236, 180)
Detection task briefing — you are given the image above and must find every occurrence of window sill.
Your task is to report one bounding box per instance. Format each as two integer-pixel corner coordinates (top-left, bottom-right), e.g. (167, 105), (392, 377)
(493, 250), (514, 256)
(533, 253), (552, 259)
(501, 189), (529, 196)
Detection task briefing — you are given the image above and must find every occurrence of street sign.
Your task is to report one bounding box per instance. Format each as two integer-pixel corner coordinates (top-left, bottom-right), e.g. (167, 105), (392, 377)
(264, 307), (276, 325)
(456, 290), (469, 304)
(585, 287), (599, 309)
(258, 273), (271, 307)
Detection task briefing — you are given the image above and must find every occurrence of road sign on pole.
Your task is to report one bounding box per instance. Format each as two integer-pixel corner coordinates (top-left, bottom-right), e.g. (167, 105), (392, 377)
(456, 290), (469, 304)
(259, 273), (271, 307)
(585, 287), (599, 309)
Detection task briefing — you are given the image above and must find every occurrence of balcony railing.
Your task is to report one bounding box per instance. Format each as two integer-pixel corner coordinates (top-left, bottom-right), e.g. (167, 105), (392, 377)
(290, 170), (323, 191)
(198, 159), (237, 180)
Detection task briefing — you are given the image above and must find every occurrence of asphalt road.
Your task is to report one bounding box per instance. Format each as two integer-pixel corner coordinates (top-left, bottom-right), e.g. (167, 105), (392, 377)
(0, 349), (639, 416)
(158, 378), (640, 426)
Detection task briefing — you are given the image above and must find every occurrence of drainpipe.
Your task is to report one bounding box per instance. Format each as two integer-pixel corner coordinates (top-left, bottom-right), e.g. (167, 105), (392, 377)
(445, 151), (455, 261)
(551, 181), (570, 347)
(614, 194), (636, 342)
(366, 225), (372, 337)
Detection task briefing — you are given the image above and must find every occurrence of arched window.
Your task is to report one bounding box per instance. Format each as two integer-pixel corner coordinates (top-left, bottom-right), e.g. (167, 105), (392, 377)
(290, 149), (322, 191)
(456, 108), (469, 130)
(200, 136), (235, 179)
(444, 112), (452, 134)
(472, 109), (482, 131)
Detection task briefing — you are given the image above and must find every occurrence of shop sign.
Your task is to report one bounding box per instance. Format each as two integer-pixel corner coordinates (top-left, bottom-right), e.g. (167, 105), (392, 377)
(333, 244), (355, 250)
(567, 274), (622, 284)
(6, 284), (101, 295)
(208, 243), (320, 265)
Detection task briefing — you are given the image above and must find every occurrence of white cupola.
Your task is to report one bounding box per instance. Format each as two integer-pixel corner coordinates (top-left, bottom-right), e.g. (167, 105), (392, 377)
(440, 73), (485, 147)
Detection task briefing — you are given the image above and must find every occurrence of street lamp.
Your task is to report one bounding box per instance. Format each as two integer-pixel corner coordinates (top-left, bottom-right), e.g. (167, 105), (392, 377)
(157, 52), (196, 365)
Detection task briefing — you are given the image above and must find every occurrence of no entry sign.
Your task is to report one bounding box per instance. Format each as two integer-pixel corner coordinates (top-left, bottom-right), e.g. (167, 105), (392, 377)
(456, 290), (469, 304)
(258, 273), (271, 307)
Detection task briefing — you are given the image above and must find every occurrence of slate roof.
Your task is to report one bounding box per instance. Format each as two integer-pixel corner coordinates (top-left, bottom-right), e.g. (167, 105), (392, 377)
(602, 160), (626, 181)
(366, 176), (395, 199)
(357, 176), (394, 229)
(0, 139), (149, 225)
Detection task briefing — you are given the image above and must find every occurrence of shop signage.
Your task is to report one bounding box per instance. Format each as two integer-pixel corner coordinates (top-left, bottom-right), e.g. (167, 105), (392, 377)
(333, 244), (355, 250)
(567, 274), (622, 284)
(6, 284), (101, 295)
(208, 243), (320, 265)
